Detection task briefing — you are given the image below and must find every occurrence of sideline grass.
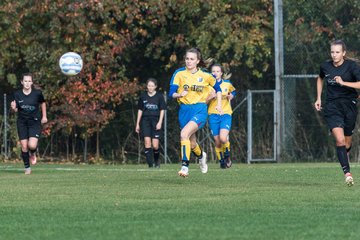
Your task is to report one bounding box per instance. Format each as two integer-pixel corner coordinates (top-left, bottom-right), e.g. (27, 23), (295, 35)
(0, 163), (359, 240)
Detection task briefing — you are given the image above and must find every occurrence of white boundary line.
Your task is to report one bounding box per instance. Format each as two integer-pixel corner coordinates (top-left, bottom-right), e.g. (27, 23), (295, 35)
(0, 166), (246, 172)
(0, 166), (175, 172)
(1, 163), (356, 172)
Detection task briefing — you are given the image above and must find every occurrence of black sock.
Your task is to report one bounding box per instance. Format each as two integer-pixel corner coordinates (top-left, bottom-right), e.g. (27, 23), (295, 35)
(336, 146), (350, 174)
(346, 145), (352, 161)
(144, 148), (154, 167)
(29, 148), (37, 155)
(181, 160), (189, 167)
(21, 151), (30, 168)
(224, 150), (230, 161)
(153, 149), (160, 166)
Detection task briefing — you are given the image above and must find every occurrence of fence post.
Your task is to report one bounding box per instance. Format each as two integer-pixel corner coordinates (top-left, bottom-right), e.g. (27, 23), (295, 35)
(164, 91), (168, 164)
(4, 94), (8, 160)
(274, 0), (284, 162)
(247, 90), (252, 164)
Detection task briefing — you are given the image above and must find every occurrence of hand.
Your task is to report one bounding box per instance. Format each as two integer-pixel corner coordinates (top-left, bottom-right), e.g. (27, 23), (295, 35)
(41, 117), (48, 124)
(179, 90), (188, 97)
(215, 104), (223, 115)
(209, 92), (216, 100)
(227, 93), (234, 101)
(135, 124), (140, 133)
(156, 122), (162, 130)
(334, 76), (344, 86)
(10, 100), (17, 111)
(206, 92), (216, 103)
(314, 99), (321, 111)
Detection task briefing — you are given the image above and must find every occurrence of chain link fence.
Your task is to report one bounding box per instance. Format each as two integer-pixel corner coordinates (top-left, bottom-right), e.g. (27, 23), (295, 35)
(282, 75), (360, 162)
(282, 19), (360, 162)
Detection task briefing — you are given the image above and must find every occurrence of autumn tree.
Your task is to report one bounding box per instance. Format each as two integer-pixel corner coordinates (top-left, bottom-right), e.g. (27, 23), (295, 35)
(50, 67), (138, 161)
(284, 0), (360, 74)
(0, 1), (142, 160)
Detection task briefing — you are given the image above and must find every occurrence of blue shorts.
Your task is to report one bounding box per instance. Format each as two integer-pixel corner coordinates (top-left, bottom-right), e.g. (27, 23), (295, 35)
(208, 114), (232, 136)
(178, 103), (208, 129)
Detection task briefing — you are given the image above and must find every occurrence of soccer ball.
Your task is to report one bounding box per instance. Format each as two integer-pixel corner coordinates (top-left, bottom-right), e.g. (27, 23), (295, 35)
(59, 52), (83, 76)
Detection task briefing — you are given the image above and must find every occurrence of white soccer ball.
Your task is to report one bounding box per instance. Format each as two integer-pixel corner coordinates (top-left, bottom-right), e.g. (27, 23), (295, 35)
(59, 52), (83, 76)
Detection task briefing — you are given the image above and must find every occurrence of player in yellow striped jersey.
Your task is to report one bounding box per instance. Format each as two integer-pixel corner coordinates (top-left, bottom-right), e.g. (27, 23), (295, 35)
(206, 64), (236, 168)
(169, 48), (223, 177)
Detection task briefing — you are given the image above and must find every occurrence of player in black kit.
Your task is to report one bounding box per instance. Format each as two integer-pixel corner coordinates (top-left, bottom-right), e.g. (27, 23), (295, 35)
(10, 73), (47, 175)
(315, 40), (360, 186)
(135, 78), (166, 168)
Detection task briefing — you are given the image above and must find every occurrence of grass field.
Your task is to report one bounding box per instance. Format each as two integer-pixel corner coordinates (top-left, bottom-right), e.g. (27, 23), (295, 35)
(1, 162), (360, 240)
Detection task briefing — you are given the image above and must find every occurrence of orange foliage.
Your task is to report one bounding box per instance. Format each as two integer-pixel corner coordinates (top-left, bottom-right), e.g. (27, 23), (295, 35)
(50, 67), (139, 136)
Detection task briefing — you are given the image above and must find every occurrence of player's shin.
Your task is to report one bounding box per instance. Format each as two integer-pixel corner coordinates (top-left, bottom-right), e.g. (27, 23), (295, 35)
(336, 146), (350, 174)
(144, 148), (154, 167)
(181, 140), (191, 167)
(21, 151), (30, 169)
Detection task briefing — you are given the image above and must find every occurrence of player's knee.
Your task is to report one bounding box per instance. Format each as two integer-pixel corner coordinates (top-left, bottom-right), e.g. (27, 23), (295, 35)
(21, 146), (28, 152)
(144, 138), (152, 147)
(335, 138), (346, 146)
(220, 136), (228, 144)
(152, 142), (159, 150)
(214, 141), (221, 148)
(180, 131), (190, 140)
(28, 142), (37, 150)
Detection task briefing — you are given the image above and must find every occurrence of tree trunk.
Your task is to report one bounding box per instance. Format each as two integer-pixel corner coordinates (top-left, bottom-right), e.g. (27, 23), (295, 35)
(137, 132), (141, 164)
(72, 128), (76, 161)
(83, 134), (88, 163)
(50, 133), (53, 157)
(66, 135), (69, 161)
(96, 123), (100, 161)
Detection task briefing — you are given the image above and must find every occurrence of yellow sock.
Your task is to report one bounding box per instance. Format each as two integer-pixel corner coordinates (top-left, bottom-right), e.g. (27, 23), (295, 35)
(181, 140), (191, 161)
(223, 142), (230, 157)
(215, 147), (223, 161)
(192, 144), (202, 157)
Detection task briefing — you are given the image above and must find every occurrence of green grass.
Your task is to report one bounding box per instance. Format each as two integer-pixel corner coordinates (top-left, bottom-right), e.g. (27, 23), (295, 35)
(0, 163), (359, 240)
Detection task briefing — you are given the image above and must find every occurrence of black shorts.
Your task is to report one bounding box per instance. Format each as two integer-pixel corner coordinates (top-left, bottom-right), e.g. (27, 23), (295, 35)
(323, 98), (358, 136)
(17, 117), (42, 140)
(140, 116), (161, 139)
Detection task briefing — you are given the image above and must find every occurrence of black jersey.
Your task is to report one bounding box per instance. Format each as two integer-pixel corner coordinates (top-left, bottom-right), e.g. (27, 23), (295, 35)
(319, 59), (360, 101)
(137, 91), (166, 118)
(14, 89), (45, 119)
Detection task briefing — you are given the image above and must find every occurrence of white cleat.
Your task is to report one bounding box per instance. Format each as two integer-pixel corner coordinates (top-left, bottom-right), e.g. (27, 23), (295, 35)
(178, 166), (189, 178)
(25, 168), (31, 175)
(345, 173), (354, 187)
(198, 152), (208, 173)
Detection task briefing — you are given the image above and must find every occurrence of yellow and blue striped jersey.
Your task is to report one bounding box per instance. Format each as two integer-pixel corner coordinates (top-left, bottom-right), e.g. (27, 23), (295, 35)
(169, 67), (218, 105)
(208, 79), (236, 115)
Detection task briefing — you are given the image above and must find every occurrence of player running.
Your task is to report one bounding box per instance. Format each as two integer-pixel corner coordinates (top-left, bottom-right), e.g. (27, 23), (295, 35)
(169, 48), (223, 177)
(11, 73), (47, 175)
(206, 64), (236, 169)
(315, 40), (360, 186)
(135, 78), (166, 168)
